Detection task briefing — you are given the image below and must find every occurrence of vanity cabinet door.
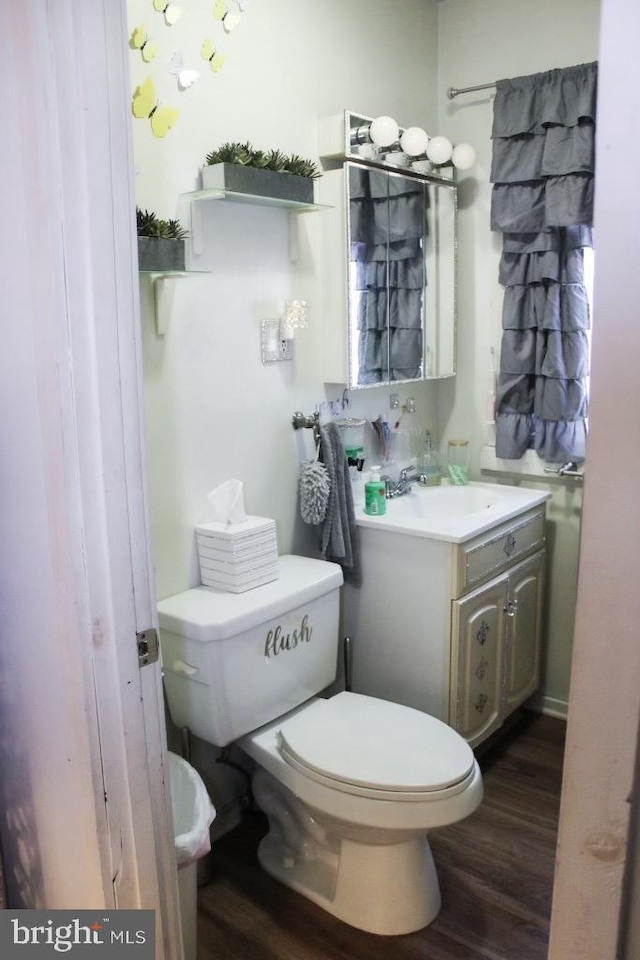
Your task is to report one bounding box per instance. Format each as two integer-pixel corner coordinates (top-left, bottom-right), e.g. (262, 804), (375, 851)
(450, 577), (508, 747)
(504, 551), (545, 717)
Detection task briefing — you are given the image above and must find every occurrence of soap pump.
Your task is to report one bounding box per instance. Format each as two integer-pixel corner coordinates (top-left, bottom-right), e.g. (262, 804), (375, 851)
(364, 466), (387, 516)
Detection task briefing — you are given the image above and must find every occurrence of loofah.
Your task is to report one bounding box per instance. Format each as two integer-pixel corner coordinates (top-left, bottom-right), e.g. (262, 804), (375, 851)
(299, 460), (331, 524)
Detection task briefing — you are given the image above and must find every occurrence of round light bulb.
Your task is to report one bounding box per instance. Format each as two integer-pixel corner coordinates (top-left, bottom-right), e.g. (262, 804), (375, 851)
(452, 142), (477, 171)
(400, 126), (429, 157)
(369, 115), (399, 148)
(426, 135), (453, 165)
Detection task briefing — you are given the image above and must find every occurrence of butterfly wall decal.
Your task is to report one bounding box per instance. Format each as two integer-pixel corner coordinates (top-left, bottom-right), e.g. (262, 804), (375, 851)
(169, 52), (200, 90)
(153, 0), (182, 27)
(132, 77), (180, 138)
(130, 24), (159, 63)
(201, 38), (226, 73)
(213, 0), (241, 33)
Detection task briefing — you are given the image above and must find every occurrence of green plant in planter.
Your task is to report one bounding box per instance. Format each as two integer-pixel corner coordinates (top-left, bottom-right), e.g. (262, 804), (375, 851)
(201, 141), (320, 204)
(284, 154), (321, 179)
(204, 142), (320, 179)
(136, 207), (188, 240)
(136, 207), (188, 272)
(204, 141), (254, 167)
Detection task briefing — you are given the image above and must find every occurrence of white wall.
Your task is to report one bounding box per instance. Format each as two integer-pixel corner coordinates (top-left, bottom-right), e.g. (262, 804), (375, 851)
(436, 0), (601, 711)
(130, 0), (601, 713)
(128, 0), (442, 601)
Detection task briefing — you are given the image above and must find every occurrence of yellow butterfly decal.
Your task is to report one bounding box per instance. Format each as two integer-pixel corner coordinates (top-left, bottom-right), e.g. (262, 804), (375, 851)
(153, 0), (182, 26)
(129, 24), (159, 63)
(201, 38), (226, 73)
(213, 0), (241, 33)
(131, 77), (180, 138)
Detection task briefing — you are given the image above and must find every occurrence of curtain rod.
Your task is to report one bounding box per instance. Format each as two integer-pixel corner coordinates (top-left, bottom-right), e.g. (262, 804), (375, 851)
(447, 81), (497, 100)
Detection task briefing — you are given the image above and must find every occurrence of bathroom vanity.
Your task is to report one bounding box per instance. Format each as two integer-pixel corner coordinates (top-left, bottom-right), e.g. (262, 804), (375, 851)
(343, 483), (550, 748)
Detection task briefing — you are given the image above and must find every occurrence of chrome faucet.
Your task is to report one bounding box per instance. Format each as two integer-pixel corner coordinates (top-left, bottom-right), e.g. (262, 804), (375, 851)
(543, 460), (584, 477)
(383, 465), (429, 499)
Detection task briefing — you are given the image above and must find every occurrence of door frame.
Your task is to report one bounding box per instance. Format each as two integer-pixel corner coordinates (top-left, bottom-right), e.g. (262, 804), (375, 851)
(0, 2), (181, 957)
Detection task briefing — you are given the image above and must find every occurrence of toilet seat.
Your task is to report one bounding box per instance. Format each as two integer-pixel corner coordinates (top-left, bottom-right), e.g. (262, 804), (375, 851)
(276, 692), (475, 801)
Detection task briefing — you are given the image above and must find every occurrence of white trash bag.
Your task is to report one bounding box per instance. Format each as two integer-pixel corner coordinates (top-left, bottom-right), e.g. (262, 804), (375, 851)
(168, 752), (216, 866)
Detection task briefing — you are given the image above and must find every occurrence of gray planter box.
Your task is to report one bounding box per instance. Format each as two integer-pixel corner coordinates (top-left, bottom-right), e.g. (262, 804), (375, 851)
(137, 236), (186, 272)
(201, 162), (315, 204)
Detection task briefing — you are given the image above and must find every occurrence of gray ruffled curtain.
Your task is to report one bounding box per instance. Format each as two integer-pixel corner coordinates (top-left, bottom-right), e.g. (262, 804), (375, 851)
(491, 62), (597, 462)
(349, 166), (428, 384)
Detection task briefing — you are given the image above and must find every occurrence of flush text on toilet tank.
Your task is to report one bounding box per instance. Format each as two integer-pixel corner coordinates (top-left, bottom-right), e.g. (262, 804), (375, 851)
(264, 615), (313, 659)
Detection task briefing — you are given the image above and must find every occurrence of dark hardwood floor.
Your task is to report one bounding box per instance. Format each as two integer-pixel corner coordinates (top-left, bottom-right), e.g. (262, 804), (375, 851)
(198, 711), (566, 960)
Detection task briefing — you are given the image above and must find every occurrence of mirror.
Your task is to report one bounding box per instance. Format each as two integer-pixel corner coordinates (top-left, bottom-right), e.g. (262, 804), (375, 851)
(320, 161), (457, 388)
(348, 162), (457, 386)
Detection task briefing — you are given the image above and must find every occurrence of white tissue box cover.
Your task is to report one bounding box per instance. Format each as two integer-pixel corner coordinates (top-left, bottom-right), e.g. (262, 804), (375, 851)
(200, 565), (279, 593)
(196, 530), (277, 558)
(196, 516), (276, 544)
(198, 552), (279, 577)
(196, 538), (278, 565)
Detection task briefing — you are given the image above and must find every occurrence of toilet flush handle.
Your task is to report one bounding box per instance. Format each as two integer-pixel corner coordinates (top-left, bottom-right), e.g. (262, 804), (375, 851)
(172, 658), (199, 677)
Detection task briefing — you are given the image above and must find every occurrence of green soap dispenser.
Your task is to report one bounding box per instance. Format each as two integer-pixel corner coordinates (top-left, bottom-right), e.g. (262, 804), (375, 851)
(364, 466), (387, 516)
(419, 432), (442, 486)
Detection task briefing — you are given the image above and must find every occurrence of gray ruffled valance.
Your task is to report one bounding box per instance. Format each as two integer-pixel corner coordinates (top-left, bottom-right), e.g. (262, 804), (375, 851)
(491, 62), (597, 463)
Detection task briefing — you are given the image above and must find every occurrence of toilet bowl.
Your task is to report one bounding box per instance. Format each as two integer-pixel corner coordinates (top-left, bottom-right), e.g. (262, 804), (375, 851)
(158, 555), (483, 935)
(240, 692), (482, 934)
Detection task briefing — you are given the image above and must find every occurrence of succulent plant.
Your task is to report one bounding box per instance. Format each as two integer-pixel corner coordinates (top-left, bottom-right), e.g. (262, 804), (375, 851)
(264, 148), (288, 172)
(203, 142), (320, 179)
(136, 207), (188, 240)
(283, 154), (321, 179)
(205, 141), (254, 166)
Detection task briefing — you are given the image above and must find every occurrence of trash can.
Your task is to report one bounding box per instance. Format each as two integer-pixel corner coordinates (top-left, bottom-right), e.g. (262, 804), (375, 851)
(168, 752), (216, 960)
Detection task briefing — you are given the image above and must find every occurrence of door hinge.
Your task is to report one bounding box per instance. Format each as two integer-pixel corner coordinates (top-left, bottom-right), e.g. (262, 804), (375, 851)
(137, 627), (159, 667)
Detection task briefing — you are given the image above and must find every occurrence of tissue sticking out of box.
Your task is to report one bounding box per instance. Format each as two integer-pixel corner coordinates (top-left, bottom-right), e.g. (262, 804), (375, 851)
(206, 479), (247, 525)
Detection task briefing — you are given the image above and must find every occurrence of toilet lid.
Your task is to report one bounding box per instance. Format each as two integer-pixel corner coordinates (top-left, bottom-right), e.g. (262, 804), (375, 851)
(277, 692), (475, 794)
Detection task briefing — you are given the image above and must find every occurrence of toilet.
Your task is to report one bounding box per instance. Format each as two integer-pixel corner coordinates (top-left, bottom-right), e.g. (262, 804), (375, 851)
(158, 555), (482, 936)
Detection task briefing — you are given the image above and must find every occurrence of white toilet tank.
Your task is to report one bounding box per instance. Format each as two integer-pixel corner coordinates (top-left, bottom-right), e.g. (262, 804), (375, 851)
(158, 555), (344, 747)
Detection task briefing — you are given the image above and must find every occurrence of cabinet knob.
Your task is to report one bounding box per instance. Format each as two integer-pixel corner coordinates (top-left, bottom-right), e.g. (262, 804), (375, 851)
(503, 599), (519, 618)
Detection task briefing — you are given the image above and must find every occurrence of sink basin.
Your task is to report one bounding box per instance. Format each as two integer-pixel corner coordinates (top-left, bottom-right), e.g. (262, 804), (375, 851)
(356, 481), (550, 543)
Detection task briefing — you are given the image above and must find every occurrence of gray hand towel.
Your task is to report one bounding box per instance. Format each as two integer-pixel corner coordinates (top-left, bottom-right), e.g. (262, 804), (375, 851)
(318, 422), (361, 585)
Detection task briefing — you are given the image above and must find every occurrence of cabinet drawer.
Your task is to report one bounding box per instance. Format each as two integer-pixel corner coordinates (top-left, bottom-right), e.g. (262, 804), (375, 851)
(456, 508), (546, 595)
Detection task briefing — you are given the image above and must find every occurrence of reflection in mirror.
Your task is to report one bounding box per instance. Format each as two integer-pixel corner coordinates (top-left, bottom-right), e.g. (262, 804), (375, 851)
(349, 166), (427, 385)
(319, 161), (456, 388)
(347, 162), (457, 386)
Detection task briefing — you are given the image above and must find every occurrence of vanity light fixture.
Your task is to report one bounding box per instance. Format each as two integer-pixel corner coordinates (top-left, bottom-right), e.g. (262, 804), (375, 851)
(261, 299), (310, 363)
(319, 110), (477, 175)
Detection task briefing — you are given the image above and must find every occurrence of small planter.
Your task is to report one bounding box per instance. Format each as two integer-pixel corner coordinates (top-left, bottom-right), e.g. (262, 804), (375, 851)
(201, 162), (315, 204)
(137, 236), (186, 272)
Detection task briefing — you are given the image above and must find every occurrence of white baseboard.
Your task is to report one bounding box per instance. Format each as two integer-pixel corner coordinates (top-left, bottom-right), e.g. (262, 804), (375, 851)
(529, 694), (569, 721)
